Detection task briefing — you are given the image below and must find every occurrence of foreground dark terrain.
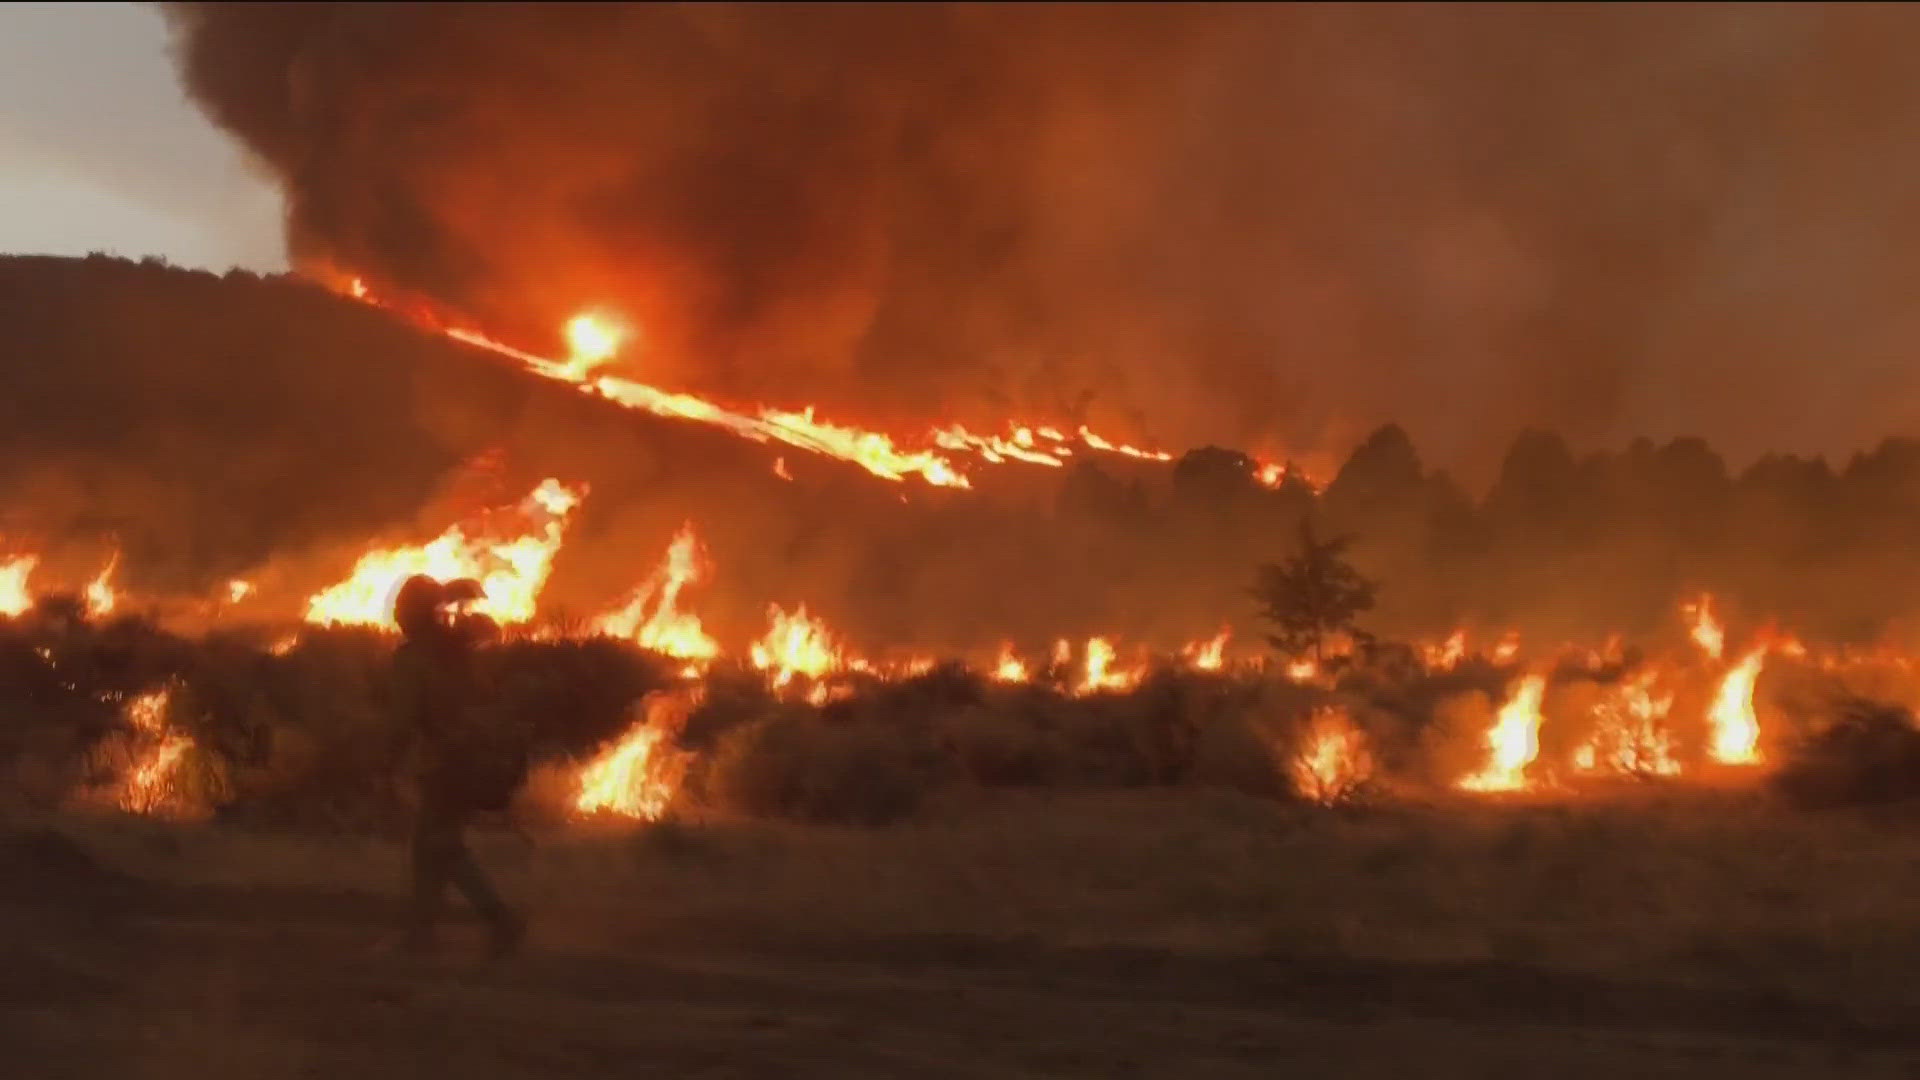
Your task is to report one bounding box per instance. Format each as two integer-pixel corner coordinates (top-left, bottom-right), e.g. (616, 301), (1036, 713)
(11, 790), (1920, 1078)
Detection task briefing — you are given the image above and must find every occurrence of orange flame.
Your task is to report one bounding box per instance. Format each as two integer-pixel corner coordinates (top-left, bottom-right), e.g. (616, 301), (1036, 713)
(1424, 630), (1467, 669)
(1459, 674), (1547, 792)
(1292, 708), (1374, 803)
(1708, 646), (1766, 765)
(340, 281), (1197, 492)
(1492, 631), (1522, 664)
(1572, 671), (1680, 777)
(305, 478), (585, 629)
(560, 312), (626, 378)
(84, 553), (118, 620)
(1683, 594), (1725, 661)
(574, 691), (691, 820)
(226, 579), (255, 603)
(751, 603), (840, 689)
(1077, 636), (1142, 694)
(0, 554), (35, 617)
(590, 524), (718, 663)
(1183, 628), (1230, 671)
(119, 686), (193, 815)
(992, 643), (1029, 683)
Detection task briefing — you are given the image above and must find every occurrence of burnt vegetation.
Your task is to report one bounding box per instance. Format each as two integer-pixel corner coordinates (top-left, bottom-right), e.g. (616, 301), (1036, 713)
(7, 256), (1920, 823)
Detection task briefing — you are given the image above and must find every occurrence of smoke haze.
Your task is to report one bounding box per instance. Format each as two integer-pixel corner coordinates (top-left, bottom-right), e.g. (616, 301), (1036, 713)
(159, 3), (1920, 482)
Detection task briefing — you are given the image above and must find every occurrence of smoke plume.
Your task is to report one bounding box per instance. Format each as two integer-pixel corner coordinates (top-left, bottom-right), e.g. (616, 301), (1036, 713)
(161, 3), (1920, 481)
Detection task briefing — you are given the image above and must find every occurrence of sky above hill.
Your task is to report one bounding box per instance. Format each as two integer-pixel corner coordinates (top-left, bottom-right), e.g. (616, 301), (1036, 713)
(0, 2), (282, 272)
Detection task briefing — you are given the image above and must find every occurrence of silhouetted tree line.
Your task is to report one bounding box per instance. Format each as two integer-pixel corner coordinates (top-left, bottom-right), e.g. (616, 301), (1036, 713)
(3, 254), (1916, 656)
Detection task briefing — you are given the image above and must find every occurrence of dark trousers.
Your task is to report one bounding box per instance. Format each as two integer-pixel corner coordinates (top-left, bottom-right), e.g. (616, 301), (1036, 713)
(406, 788), (515, 942)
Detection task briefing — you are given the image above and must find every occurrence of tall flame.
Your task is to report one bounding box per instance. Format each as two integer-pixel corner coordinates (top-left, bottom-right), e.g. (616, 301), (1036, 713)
(574, 691), (692, 820)
(119, 686), (193, 815)
(1459, 674), (1547, 792)
(751, 604), (840, 689)
(1572, 671), (1680, 777)
(992, 642), (1029, 683)
(305, 477), (585, 628)
(1683, 594), (1725, 661)
(1078, 636), (1142, 694)
(0, 554), (35, 617)
(589, 524), (718, 662)
(1292, 708), (1374, 804)
(84, 553), (118, 620)
(1708, 646), (1766, 765)
(1183, 628), (1230, 672)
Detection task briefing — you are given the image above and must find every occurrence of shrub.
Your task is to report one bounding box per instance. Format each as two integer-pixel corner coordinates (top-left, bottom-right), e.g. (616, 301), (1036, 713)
(1771, 698), (1920, 810)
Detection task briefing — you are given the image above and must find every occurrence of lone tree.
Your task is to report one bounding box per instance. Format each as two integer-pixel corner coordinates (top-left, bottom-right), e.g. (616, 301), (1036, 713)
(1250, 519), (1377, 664)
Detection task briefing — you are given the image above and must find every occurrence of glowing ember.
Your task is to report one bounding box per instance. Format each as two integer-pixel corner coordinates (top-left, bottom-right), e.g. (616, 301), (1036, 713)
(1183, 628), (1230, 672)
(772, 456), (792, 481)
(84, 553), (117, 619)
(590, 524), (719, 662)
(751, 603), (840, 689)
(305, 477), (585, 629)
(1708, 646), (1766, 765)
(226, 579), (255, 603)
(1573, 671), (1680, 777)
(1291, 708), (1374, 804)
(1459, 674), (1547, 792)
(1683, 594), (1725, 661)
(574, 691), (691, 820)
(1285, 658), (1318, 682)
(0, 554), (36, 617)
(991, 643), (1029, 682)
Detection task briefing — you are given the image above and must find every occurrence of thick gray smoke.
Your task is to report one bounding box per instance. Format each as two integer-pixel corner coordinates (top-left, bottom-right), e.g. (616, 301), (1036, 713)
(160, 3), (1920, 482)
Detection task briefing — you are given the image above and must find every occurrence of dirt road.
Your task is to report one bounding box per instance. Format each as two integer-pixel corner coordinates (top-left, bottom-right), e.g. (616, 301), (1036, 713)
(6, 824), (1917, 1079)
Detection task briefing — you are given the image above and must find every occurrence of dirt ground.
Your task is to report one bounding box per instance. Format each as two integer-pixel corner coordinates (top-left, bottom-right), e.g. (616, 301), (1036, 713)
(9, 790), (1920, 1078)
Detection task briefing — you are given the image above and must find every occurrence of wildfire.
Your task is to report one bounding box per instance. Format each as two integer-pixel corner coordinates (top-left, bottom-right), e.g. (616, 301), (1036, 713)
(347, 279), (1208, 493)
(751, 603), (841, 689)
(84, 553), (117, 619)
(590, 524), (719, 663)
(0, 553), (35, 617)
(305, 477), (585, 629)
(1573, 671), (1680, 777)
(1424, 630), (1467, 669)
(1492, 632), (1522, 665)
(1684, 594), (1725, 661)
(992, 642), (1029, 682)
(1291, 709), (1374, 804)
(1708, 646), (1766, 765)
(1184, 628), (1230, 671)
(560, 312), (626, 378)
(574, 691), (691, 820)
(118, 686), (193, 815)
(1458, 674), (1547, 792)
(1078, 636), (1142, 694)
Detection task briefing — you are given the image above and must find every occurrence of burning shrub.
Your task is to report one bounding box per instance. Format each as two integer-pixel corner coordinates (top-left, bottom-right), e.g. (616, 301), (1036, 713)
(1771, 698), (1920, 810)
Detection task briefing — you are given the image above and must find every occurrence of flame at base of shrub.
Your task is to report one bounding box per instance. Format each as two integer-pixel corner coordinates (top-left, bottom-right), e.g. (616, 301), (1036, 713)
(573, 691), (694, 821)
(1290, 708), (1374, 804)
(1458, 674), (1547, 792)
(105, 686), (213, 819)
